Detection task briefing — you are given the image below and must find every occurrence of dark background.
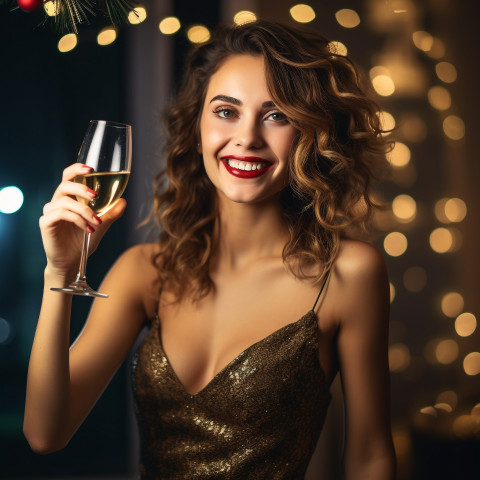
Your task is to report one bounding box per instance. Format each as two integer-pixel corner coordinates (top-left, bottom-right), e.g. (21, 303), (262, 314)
(1, 0), (479, 478)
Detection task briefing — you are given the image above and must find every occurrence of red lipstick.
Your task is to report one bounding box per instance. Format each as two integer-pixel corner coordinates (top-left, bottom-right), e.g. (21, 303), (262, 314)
(221, 156), (272, 179)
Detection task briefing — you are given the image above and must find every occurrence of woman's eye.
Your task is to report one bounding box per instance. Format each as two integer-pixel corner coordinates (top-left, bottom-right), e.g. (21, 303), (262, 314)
(268, 112), (287, 122)
(214, 108), (235, 119)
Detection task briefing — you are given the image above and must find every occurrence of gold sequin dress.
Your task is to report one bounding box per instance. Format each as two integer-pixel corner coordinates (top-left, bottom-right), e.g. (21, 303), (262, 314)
(132, 296), (332, 479)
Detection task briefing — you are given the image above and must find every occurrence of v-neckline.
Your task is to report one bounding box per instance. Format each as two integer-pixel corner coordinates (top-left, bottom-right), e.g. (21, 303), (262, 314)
(155, 309), (317, 397)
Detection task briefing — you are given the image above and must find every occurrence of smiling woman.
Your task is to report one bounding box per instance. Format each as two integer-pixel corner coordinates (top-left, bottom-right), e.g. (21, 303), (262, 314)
(25, 20), (395, 480)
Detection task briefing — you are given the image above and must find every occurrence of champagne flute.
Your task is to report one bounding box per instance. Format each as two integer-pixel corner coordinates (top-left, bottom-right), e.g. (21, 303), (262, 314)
(51, 120), (132, 298)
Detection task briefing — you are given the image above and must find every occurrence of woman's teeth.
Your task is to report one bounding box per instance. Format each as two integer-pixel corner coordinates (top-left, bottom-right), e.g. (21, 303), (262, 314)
(225, 159), (269, 171)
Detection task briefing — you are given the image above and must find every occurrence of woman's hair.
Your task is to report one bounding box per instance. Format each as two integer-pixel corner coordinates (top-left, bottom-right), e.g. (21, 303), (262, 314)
(151, 20), (390, 302)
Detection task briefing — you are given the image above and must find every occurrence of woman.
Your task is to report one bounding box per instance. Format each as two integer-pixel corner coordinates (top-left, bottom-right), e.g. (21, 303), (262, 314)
(24, 21), (396, 479)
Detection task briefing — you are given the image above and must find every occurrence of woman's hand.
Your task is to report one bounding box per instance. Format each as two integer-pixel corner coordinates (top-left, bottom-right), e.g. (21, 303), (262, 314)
(39, 163), (127, 282)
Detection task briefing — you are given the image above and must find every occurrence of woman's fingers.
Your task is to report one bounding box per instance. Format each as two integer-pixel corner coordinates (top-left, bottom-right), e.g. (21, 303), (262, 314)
(61, 163), (93, 183)
(51, 179), (97, 203)
(40, 206), (97, 234)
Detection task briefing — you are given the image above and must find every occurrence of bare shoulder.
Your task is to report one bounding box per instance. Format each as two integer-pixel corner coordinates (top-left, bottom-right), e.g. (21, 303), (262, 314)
(101, 242), (160, 319)
(330, 238), (389, 327)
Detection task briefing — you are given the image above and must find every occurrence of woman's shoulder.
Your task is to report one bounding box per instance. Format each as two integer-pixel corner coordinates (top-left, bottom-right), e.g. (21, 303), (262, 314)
(333, 238), (387, 283)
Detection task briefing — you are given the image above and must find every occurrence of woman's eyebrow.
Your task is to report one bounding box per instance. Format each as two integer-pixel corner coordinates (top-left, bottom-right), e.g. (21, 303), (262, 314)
(209, 95), (277, 109)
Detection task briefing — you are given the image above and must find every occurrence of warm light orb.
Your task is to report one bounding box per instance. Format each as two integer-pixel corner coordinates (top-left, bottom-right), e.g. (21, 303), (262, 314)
(445, 198), (467, 222)
(426, 38), (445, 59)
(435, 339), (459, 364)
(387, 142), (411, 168)
(436, 390), (458, 409)
(328, 41), (348, 56)
(443, 115), (465, 140)
(441, 292), (464, 318)
(453, 415), (476, 437)
(436, 62), (457, 83)
(159, 17), (181, 35)
(389, 282), (395, 303)
(389, 343), (411, 372)
(429, 227), (454, 253)
(128, 6), (147, 24)
(463, 352), (480, 376)
(392, 194), (416, 222)
(44, 0), (59, 16)
(187, 25), (211, 44)
(428, 86), (451, 111)
(290, 4), (316, 23)
(455, 313), (477, 337)
(379, 111), (395, 135)
(412, 31), (434, 51)
(335, 8), (360, 28)
(233, 10), (257, 25)
(0, 186), (24, 214)
(434, 403), (453, 413)
(403, 266), (427, 292)
(97, 27), (117, 46)
(58, 33), (78, 53)
(434, 198), (449, 223)
(384, 232), (407, 257)
(372, 75), (395, 96)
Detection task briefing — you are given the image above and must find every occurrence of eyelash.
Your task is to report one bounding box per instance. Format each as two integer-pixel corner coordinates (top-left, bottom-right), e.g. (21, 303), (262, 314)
(212, 107), (288, 123)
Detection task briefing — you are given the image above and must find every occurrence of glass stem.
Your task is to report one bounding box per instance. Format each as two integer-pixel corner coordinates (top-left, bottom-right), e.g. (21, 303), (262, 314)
(75, 232), (91, 284)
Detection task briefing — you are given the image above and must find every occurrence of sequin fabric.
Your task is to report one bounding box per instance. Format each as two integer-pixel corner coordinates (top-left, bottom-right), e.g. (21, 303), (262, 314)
(132, 310), (332, 479)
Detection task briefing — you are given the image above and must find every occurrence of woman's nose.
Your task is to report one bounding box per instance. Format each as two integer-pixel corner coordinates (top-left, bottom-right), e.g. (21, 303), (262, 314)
(234, 116), (264, 149)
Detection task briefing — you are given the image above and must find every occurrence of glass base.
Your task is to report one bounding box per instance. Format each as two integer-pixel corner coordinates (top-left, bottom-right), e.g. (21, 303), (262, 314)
(51, 282), (108, 298)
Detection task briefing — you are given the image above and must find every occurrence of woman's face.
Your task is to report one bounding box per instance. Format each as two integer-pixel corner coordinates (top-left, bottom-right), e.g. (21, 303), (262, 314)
(199, 54), (298, 205)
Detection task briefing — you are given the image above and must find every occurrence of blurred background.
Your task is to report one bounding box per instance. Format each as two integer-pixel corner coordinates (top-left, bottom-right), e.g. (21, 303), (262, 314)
(1, 0), (479, 478)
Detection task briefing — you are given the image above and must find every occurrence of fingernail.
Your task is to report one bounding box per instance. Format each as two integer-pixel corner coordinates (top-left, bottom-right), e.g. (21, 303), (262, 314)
(87, 188), (97, 197)
(87, 225), (95, 233)
(82, 165), (93, 170)
(93, 214), (102, 224)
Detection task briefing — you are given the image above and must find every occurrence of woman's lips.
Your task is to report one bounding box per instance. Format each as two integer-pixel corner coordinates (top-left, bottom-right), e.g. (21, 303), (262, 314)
(221, 156), (273, 179)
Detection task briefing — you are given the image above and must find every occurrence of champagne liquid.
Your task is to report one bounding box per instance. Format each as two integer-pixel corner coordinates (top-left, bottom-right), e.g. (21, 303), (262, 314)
(75, 171), (130, 216)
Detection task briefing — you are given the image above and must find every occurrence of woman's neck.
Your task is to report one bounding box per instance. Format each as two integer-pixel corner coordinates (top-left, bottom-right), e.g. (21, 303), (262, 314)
(214, 194), (289, 271)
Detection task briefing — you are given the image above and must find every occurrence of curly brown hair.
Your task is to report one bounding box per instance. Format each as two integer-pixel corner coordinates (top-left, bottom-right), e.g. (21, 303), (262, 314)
(151, 20), (389, 303)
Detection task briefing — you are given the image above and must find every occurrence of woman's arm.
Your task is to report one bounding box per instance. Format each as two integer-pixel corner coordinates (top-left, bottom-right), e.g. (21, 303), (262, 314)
(334, 241), (396, 479)
(23, 164), (157, 453)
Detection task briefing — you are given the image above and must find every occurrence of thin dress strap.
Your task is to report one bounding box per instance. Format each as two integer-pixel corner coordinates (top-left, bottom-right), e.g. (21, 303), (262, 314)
(312, 269), (331, 311)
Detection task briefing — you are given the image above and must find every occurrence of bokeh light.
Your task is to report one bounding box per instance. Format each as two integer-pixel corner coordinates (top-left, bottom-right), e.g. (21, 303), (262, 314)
(436, 62), (457, 83)
(441, 292), (464, 318)
(328, 41), (348, 56)
(187, 25), (211, 44)
(0, 317), (11, 344)
(463, 352), (480, 376)
(128, 6), (147, 24)
(58, 33), (77, 53)
(372, 74), (395, 96)
(425, 38), (445, 59)
(159, 17), (181, 35)
(412, 31), (434, 51)
(443, 115), (465, 140)
(392, 194), (416, 223)
(455, 313), (477, 337)
(428, 86), (451, 111)
(97, 27), (117, 46)
(44, 0), (59, 16)
(384, 232), (407, 257)
(429, 227), (454, 253)
(387, 142), (411, 168)
(389, 343), (411, 372)
(445, 198), (467, 222)
(290, 4), (316, 23)
(378, 111), (395, 135)
(435, 339), (459, 364)
(403, 266), (427, 292)
(389, 282), (395, 303)
(233, 10), (257, 25)
(0, 186), (24, 214)
(436, 390), (458, 409)
(335, 9), (360, 28)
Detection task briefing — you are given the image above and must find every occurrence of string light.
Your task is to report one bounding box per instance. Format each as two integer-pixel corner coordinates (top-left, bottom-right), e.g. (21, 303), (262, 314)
(328, 41), (348, 56)
(289, 4), (316, 23)
(443, 115), (465, 140)
(97, 27), (117, 46)
(412, 31), (434, 51)
(441, 292), (464, 318)
(159, 17), (181, 35)
(44, 0), (59, 16)
(187, 25), (211, 44)
(392, 194), (416, 223)
(444, 198), (467, 222)
(455, 313), (477, 337)
(387, 142), (411, 168)
(436, 62), (457, 83)
(389, 343), (411, 372)
(58, 33), (77, 53)
(435, 339), (458, 364)
(428, 86), (451, 111)
(335, 9), (360, 28)
(429, 227), (454, 253)
(384, 232), (408, 257)
(463, 352), (480, 376)
(378, 111), (395, 135)
(128, 6), (147, 24)
(233, 10), (257, 25)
